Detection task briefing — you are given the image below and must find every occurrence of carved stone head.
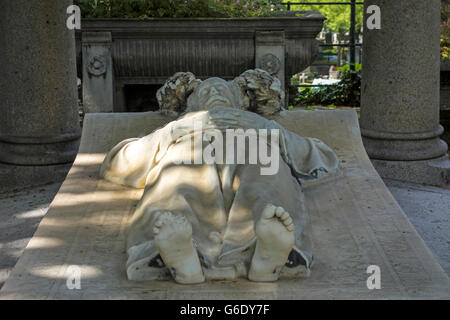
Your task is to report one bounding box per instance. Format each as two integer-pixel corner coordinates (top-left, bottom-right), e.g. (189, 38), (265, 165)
(186, 77), (243, 112)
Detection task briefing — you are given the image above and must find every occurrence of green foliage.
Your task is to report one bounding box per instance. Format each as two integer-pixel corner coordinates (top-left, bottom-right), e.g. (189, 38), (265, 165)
(74, 0), (285, 18)
(337, 63), (362, 72)
(294, 66), (361, 107)
(442, 0), (450, 60)
(291, 77), (300, 86)
(282, 0), (365, 33)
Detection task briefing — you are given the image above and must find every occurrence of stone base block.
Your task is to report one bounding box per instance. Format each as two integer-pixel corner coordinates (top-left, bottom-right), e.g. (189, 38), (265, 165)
(371, 155), (450, 188)
(0, 162), (72, 193)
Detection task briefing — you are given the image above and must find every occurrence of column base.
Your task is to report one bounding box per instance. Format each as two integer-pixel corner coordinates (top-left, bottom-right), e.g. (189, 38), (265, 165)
(0, 162), (73, 193)
(361, 126), (448, 161)
(371, 155), (450, 188)
(0, 136), (80, 166)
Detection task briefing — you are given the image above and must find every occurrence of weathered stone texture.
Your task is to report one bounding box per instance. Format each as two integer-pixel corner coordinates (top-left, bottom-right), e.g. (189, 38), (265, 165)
(0, 0), (80, 166)
(361, 0), (447, 161)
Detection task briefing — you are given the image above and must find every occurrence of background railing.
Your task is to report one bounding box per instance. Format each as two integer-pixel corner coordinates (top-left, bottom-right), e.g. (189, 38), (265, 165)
(283, 1), (364, 87)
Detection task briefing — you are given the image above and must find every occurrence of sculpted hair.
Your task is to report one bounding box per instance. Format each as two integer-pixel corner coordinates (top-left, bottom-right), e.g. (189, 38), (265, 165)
(156, 72), (202, 116)
(233, 69), (284, 116)
(157, 69), (283, 116)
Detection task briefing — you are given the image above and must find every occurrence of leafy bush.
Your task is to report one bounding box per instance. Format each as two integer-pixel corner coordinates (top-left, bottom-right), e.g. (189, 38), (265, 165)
(74, 0), (285, 18)
(283, 0), (364, 33)
(442, 1), (450, 60)
(293, 65), (361, 107)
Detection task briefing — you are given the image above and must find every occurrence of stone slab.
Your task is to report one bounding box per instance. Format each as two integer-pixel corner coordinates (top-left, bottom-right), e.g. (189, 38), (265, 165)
(1, 110), (448, 299)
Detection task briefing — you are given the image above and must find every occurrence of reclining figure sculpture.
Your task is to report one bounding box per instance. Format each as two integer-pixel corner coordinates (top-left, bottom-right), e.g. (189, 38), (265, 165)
(100, 69), (339, 284)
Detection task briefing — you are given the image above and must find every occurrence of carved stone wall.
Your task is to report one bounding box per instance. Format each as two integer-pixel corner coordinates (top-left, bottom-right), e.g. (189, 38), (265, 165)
(76, 15), (324, 111)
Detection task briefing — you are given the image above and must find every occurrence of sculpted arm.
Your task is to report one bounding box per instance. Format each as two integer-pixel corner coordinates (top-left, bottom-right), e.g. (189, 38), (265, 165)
(99, 131), (165, 189)
(280, 129), (340, 181)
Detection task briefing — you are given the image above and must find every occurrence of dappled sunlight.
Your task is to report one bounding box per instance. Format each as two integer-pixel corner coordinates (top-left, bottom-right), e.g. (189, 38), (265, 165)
(29, 264), (102, 280)
(73, 154), (106, 166)
(50, 189), (142, 208)
(33, 211), (131, 229)
(2, 101), (446, 298)
(0, 239), (31, 259)
(26, 237), (65, 249)
(60, 153), (105, 177)
(14, 206), (48, 220)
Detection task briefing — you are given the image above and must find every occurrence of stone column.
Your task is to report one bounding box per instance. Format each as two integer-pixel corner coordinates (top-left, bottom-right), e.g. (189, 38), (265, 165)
(360, 0), (450, 187)
(0, 0), (81, 191)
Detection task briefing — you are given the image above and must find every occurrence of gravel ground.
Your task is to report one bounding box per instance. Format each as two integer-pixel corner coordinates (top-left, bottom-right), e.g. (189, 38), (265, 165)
(0, 183), (61, 289)
(383, 179), (450, 275)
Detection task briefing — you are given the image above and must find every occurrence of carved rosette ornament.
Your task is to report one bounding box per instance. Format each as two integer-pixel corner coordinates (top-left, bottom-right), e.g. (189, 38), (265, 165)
(259, 53), (281, 76)
(87, 55), (107, 77)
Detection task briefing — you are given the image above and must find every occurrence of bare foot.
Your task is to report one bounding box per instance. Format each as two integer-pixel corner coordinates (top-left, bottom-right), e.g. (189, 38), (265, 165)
(248, 204), (295, 282)
(154, 212), (205, 284)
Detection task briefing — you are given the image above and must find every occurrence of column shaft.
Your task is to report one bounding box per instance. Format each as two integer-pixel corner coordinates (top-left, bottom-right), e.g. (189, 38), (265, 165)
(360, 0), (447, 161)
(0, 0), (81, 165)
